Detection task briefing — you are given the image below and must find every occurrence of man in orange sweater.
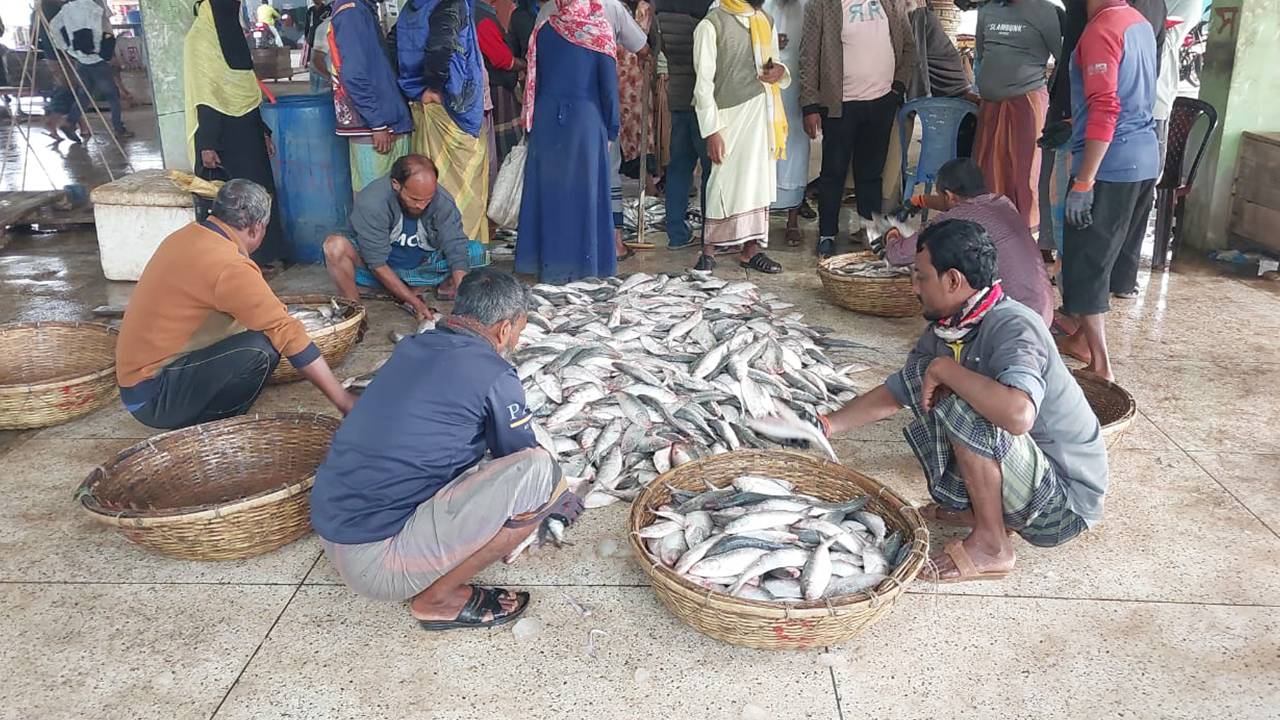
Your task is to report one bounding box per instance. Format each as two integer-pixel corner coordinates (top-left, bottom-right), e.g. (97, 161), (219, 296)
(117, 180), (356, 429)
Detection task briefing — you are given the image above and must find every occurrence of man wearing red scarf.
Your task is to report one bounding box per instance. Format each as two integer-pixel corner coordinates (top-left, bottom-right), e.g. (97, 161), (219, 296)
(793, 219), (1109, 583)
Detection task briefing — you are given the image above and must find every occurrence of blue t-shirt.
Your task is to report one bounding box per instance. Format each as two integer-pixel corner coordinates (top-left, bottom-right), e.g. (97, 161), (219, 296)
(385, 216), (426, 270)
(309, 325), (538, 544)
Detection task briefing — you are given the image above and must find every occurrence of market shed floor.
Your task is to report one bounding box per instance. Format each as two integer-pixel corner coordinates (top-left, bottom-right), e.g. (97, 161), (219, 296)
(0, 215), (1278, 719)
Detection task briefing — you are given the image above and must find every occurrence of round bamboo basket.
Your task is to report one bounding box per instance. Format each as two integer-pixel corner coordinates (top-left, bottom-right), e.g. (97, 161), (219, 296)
(628, 449), (930, 650)
(0, 321), (118, 430)
(817, 252), (922, 318)
(76, 413), (340, 561)
(269, 295), (365, 384)
(1072, 370), (1136, 449)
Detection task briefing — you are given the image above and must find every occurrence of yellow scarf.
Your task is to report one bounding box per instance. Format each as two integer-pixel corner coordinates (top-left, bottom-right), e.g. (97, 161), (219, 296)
(720, 0), (787, 160)
(183, 2), (263, 165)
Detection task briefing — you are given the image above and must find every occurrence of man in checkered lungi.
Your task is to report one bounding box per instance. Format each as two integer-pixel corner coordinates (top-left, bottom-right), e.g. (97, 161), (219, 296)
(794, 219), (1109, 582)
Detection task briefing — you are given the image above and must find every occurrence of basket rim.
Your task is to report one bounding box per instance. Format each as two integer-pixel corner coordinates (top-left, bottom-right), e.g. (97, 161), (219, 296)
(816, 252), (913, 285)
(76, 412), (340, 526)
(0, 321), (119, 391)
(1071, 368), (1138, 427)
(276, 294), (366, 341)
(627, 449), (930, 620)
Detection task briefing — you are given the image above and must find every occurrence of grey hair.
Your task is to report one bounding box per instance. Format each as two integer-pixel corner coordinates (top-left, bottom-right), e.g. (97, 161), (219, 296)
(452, 268), (532, 326)
(211, 179), (272, 231)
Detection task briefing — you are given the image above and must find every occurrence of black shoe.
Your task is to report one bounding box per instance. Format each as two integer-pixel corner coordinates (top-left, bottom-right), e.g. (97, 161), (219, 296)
(59, 125), (82, 143)
(114, 126), (135, 139)
(693, 254), (716, 271)
(817, 237), (836, 259)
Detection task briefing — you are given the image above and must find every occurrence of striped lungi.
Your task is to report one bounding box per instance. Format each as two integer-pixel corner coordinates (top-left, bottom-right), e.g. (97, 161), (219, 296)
(894, 356), (1087, 548)
(349, 134), (412, 193)
(974, 88), (1047, 230)
(411, 102), (490, 244)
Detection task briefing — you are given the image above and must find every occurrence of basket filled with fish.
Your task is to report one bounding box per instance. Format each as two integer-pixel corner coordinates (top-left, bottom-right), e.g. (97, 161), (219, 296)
(76, 412), (341, 561)
(1072, 369), (1136, 449)
(271, 295), (366, 384)
(0, 321), (119, 430)
(817, 252), (921, 318)
(627, 449), (929, 650)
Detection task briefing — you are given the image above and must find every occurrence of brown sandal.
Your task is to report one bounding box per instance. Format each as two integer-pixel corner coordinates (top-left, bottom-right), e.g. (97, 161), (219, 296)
(925, 539), (1013, 584)
(919, 503), (1015, 536)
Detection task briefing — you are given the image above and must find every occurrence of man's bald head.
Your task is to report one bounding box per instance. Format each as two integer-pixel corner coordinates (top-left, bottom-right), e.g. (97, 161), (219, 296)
(389, 154), (438, 219)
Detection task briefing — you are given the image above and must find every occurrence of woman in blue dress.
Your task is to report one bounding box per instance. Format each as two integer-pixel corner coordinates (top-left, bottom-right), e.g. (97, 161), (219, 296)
(514, 0), (621, 285)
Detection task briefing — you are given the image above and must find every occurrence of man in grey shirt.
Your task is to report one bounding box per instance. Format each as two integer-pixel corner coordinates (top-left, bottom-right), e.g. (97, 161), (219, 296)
(323, 154), (488, 321)
(975, 0), (1062, 100)
(792, 219), (1106, 582)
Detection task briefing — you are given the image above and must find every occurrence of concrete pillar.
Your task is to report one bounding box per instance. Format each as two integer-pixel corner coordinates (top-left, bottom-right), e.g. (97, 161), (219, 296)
(139, 0), (198, 172)
(1183, 0), (1280, 252)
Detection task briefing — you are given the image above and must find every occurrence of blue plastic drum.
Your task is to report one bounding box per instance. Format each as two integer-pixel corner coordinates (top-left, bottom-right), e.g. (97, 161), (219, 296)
(260, 94), (352, 263)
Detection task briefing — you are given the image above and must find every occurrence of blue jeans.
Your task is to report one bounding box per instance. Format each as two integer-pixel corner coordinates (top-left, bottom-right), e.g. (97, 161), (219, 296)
(66, 60), (123, 132)
(664, 110), (710, 248)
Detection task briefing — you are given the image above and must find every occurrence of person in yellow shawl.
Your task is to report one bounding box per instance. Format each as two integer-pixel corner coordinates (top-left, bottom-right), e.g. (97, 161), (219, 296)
(691, 0), (789, 274)
(184, 0), (288, 269)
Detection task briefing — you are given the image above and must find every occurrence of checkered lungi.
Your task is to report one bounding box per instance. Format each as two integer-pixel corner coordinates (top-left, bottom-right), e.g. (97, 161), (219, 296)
(896, 357), (1087, 548)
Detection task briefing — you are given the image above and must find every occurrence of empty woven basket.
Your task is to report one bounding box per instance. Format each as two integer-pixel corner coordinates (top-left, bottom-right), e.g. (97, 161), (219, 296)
(0, 321), (118, 430)
(77, 413), (341, 561)
(1072, 369), (1136, 449)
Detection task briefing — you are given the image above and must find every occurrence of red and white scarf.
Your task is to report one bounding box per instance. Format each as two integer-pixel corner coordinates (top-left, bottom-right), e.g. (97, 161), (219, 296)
(932, 282), (1005, 343)
(521, 0), (617, 131)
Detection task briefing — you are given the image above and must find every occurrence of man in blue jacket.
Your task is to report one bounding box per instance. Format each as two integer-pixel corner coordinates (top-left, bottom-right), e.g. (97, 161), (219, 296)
(1056, 0), (1159, 382)
(328, 0), (414, 192)
(311, 268), (580, 630)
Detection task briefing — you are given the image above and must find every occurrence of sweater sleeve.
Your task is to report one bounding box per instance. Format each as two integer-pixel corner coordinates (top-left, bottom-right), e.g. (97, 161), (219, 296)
(691, 19), (722, 137)
(477, 17), (516, 70)
(1076, 24), (1123, 143)
(429, 192), (473, 272)
(350, 189), (396, 268)
(212, 262), (320, 367)
(798, 0), (822, 115)
(423, 0), (466, 92)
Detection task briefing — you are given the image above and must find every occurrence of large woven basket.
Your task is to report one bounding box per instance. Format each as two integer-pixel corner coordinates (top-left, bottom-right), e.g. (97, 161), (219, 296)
(1073, 370), (1136, 449)
(817, 252), (921, 318)
(269, 295), (365, 384)
(0, 321), (118, 430)
(76, 413), (340, 561)
(628, 449), (929, 650)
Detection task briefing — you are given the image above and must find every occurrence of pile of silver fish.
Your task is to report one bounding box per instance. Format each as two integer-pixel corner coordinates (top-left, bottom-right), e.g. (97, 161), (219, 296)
(287, 299), (352, 333)
(515, 270), (872, 514)
(636, 474), (910, 601)
(824, 259), (912, 279)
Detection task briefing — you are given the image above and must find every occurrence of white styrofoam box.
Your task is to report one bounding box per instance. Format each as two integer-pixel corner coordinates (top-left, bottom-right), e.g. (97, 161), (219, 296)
(90, 169), (195, 282)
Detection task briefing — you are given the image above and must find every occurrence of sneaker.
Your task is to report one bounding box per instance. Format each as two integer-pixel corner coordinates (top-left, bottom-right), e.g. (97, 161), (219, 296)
(693, 254), (716, 271)
(1112, 289), (1140, 300)
(114, 127), (135, 139)
(817, 236), (836, 259)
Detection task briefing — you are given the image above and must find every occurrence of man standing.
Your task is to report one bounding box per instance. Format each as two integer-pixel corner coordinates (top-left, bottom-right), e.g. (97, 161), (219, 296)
(328, 0), (414, 192)
(48, 0), (132, 138)
(879, 158), (1054, 325)
(655, 0), (712, 250)
(397, 0), (491, 250)
(1057, 0), (1160, 381)
(796, 220), (1108, 582)
(311, 269), (579, 630)
(800, 0), (916, 259)
(691, 0), (789, 274)
(764, 0), (811, 248)
(304, 0), (332, 50)
(323, 155), (488, 321)
(117, 180), (355, 430)
(256, 0), (284, 45)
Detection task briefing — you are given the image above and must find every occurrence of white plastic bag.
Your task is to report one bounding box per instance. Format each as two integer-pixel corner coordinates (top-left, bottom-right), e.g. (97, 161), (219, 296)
(488, 141), (527, 230)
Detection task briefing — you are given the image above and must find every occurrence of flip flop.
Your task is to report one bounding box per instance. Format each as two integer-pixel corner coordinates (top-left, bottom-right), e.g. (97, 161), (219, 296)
(740, 252), (782, 274)
(797, 200), (816, 220)
(785, 227), (803, 246)
(618, 247), (636, 262)
(924, 539), (1012, 584)
(418, 586), (530, 631)
(1054, 333), (1091, 364)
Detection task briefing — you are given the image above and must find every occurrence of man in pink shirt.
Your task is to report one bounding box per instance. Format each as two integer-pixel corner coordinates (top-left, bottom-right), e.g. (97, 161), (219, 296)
(877, 158), (1054, 325)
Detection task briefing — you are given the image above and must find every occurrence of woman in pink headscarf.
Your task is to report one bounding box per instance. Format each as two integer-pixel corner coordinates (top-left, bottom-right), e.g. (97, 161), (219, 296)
(514, 0), (622, 285)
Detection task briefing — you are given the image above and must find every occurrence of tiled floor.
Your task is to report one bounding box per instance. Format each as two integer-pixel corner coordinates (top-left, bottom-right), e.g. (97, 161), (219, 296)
(0, 210), (1277, 719)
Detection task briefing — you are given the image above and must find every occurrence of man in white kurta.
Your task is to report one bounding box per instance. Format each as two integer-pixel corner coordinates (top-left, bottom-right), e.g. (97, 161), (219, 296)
(764, 0), (812, 246)
(692, 0), (790, 274)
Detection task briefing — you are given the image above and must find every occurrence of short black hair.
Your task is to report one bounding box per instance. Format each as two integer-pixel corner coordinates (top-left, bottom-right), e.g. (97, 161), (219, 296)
(917, 219), (997, 289)
(934, 158), (988, 198)
(390, 154), (437, 185)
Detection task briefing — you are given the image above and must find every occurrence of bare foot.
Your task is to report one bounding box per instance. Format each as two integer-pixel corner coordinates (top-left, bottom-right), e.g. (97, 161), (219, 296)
(1082, 363), (1115, 382)
(409, 585), (521, 622)
(1056, 332), (1092, 364)
(928, 534), (1016, 581)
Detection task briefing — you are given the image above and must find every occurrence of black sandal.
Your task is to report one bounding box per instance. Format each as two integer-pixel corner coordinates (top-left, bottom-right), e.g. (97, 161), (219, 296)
(740, 252), (782, 274)
(797, 199), (816, 220)
(618, 247), (636, 262)
(418, 585), (530, 631)
(693, 253), (716, 271)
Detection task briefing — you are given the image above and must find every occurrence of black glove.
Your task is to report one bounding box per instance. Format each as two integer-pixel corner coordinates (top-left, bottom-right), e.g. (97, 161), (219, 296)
(1037, 119), (1072, 150)
(1065, 181), (1095, 229)
(778, 409), (830, 450)
(887, 200), (923, 224)
(547, 488), (585, 527)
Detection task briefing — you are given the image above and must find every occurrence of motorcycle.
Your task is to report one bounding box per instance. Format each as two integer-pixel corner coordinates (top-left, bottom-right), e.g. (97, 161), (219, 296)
(1179, 19), (1207, 88)
(250, 21), (281, 49)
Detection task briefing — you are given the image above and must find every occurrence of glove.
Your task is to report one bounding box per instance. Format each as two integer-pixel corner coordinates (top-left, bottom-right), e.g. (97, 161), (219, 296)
(1037, 119), (1072, 150)
(868, 227), (900, 260)
(1065, 180), (1095, 229)
(547, 488), (585, 527)
(778, 409), (831, 449)
(887, 194), (927, 223)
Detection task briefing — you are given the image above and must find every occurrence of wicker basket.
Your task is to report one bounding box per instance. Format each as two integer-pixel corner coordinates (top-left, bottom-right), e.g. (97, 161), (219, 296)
(0, 321), (119, 430)
(817, 252), (922, 318)
(1073, 370), (1136, 449)
(269, 295), (365, 384)
(628, 449), (929, 650)
(76, 413), (341, 561)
